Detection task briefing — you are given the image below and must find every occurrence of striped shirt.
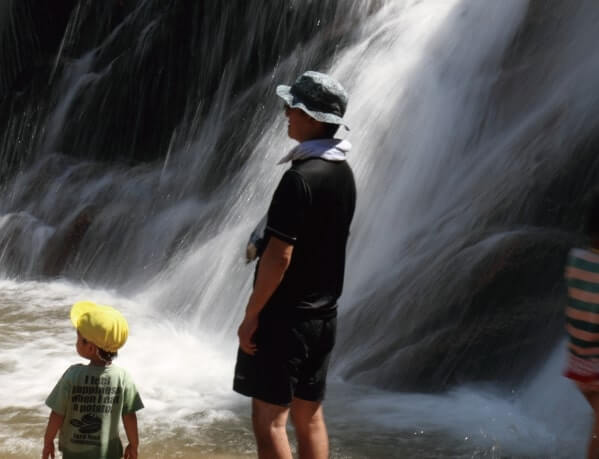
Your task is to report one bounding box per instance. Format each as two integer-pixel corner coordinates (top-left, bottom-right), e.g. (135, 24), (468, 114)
(565, 248), (599, 380)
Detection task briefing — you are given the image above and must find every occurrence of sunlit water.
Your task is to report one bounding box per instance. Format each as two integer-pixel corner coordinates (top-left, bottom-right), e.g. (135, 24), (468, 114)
(0, 279), (589, 458)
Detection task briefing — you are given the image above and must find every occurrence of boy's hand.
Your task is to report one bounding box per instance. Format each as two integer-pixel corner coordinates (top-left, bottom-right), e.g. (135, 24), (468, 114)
(42, 440), (55, 459)
(42, 411), (63, 459)
(124, 444), (138, 459)
(122, 412), (139, 459)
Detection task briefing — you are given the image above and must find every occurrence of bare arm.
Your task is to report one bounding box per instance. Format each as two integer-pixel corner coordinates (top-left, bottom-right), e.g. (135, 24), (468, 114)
(122, 412), (139, 459)
(238, 236), (293, 354)
(247, 236), (294, 316)
(42, 411), (64, 459)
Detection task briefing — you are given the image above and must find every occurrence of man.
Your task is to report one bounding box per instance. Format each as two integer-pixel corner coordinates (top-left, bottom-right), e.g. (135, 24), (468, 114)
(234, 71), (356, 459)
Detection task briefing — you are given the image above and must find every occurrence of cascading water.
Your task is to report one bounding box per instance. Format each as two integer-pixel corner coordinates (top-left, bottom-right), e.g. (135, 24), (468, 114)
(1, 0), (598, 457)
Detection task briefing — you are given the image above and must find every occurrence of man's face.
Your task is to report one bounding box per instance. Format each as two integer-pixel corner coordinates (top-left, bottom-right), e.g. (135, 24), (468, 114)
(285, 106), (324, 142)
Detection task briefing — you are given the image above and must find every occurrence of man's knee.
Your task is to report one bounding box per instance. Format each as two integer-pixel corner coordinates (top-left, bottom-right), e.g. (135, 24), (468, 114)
(290, 398), (325, 434)
(252, 398), (289, 435)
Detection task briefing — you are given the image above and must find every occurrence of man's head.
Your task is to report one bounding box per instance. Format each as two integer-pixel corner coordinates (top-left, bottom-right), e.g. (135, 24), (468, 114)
(277, 71), (349, 141)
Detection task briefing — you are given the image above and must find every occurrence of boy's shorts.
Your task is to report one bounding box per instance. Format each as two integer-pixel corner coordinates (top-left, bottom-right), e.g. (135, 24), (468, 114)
(233, 316), (336, 406)
(564, 352), (599, 383)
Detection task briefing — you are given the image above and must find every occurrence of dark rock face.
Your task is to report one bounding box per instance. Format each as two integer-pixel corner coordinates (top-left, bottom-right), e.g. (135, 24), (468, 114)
(0, 0), (383, 281)
(0, 0), (77, 179)
(340, 229), (579, 391)
(40, 206), (95, 278)
(0, 0), (77, 98)
(0, 0), (381, 169)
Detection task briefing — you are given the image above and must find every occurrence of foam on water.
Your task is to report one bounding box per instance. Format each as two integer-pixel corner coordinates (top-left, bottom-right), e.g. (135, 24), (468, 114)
(0, 279), (591, 458)
(0, 280), (251, 456)
(0, 279), (241, 409)
(327, 382), (583, 458)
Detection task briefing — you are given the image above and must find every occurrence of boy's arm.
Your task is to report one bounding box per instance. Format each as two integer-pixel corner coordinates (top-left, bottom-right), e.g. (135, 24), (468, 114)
(122, 412), (139, 459)
(42, 411), (64, 459)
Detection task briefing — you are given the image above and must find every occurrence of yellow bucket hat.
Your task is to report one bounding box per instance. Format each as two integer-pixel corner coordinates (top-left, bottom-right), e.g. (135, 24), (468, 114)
(70, 301), (129, 353)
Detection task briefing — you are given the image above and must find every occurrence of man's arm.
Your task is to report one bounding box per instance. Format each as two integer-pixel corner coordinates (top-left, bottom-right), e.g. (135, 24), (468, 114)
(122, 412), (139, 459)
(237, 236), (293, 354)
(42, 411), (64, 459)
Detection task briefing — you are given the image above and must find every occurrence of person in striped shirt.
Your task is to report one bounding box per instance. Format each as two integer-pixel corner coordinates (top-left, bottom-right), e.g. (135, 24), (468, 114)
(565, 194), (599, 459)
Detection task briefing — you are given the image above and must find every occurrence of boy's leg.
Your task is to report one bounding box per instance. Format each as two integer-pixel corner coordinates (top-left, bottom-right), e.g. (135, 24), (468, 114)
(252, 398), (292, 459)
(290, 398), (329, 459)
(577, 383), (599, 459)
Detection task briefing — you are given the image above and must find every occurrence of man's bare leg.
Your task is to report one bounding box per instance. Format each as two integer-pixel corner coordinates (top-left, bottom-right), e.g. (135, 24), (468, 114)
(252, 398), (292, 459)
(290, 398), (329, 459)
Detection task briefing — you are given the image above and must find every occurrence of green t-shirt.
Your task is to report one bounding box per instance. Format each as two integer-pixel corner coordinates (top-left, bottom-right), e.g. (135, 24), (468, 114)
(46, 364), (144, 459)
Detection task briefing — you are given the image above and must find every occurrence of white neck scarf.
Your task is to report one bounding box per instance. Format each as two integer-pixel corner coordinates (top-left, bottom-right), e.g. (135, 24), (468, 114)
(277, 138), (352, 164)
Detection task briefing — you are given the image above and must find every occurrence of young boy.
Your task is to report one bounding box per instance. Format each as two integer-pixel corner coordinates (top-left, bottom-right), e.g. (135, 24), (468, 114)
(43, 301), (144, 459)
(565, 193), (599, 459)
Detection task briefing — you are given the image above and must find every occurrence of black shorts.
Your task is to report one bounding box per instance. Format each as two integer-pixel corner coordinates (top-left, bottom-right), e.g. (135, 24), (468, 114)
(233, 316), (336, 406)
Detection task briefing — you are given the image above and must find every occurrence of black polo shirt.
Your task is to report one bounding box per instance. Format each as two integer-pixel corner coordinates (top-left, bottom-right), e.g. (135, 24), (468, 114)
(260, 157), (356, 320)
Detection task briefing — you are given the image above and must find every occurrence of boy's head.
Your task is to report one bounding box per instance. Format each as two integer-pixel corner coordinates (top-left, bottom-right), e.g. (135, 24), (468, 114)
(276, 70), (349, 140)
(71, 301), (129, 355)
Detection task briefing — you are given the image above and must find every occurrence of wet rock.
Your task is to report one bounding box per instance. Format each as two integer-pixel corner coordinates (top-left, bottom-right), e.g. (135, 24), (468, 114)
(40, 207), (95, 277)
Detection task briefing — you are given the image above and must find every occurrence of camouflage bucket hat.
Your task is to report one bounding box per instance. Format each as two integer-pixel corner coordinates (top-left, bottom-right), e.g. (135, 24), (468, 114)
(276, 71), (349, 130)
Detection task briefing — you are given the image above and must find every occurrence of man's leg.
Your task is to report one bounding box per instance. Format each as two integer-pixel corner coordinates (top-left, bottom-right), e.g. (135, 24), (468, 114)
(290, 397), (328, 459)
(252, 398), (292, 459)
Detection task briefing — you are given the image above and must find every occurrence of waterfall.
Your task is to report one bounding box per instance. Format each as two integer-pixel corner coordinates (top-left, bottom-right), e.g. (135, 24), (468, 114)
(5, 0), (599, 457)
(0, 0), (377, 280)
(1, 0), (599, 402)
(334, 0), (599, 390)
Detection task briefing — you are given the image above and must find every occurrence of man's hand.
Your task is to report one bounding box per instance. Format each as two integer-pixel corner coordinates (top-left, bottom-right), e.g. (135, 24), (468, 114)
(238, 236), (293, 355)
(237, 313), (259, 355)
(42, 441), (55, 459)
